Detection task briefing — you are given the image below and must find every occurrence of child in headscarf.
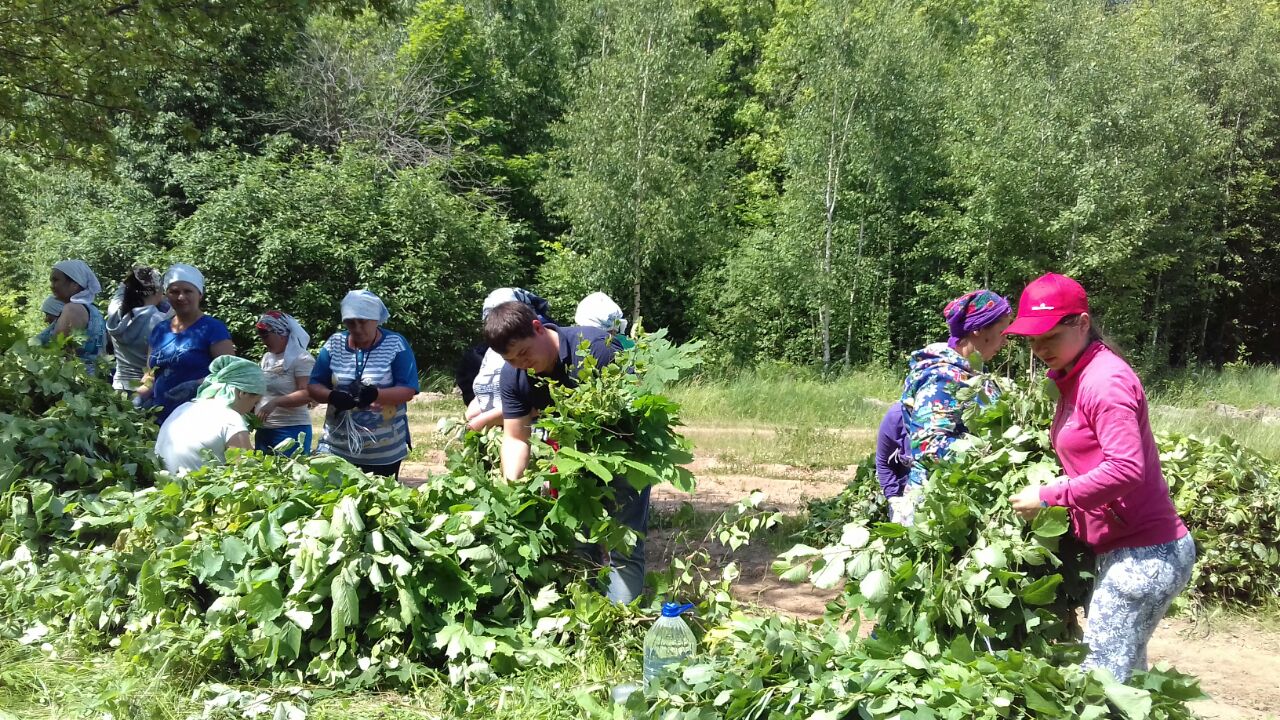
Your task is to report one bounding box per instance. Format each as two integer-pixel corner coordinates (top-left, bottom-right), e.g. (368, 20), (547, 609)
(893, 289), (1013, 525)
(45, 259), (107, 374)
(254, 311), (316, 455)
(154, 356), (266, 475)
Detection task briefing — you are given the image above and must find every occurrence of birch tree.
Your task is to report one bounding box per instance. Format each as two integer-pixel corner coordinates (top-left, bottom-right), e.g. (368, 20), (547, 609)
(538, 0), (730, 329)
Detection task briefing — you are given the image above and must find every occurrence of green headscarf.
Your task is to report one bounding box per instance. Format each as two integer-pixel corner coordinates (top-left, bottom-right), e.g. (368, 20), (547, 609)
(196, 356), (267, 404)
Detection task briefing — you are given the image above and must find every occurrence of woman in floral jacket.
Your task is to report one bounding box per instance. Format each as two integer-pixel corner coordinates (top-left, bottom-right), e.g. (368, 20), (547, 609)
(894, 289), (1013, 524)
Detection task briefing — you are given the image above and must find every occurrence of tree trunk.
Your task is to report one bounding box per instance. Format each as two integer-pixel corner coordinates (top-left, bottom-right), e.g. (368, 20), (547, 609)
(818, 90), (859, 369)
(820, 103), (839, 370)
(631, 26), (654, 322)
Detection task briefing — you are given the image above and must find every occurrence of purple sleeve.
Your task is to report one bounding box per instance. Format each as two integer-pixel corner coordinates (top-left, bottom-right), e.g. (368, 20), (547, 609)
(876, 403), (907, 498)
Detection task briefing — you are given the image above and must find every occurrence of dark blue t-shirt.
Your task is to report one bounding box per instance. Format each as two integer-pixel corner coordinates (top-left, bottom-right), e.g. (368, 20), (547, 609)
(500, 324), (620, 419)
(148, 315), (232, 423)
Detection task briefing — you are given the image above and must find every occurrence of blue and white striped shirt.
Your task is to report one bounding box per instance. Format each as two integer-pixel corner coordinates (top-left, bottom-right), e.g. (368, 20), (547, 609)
(310, 329), (419, 466)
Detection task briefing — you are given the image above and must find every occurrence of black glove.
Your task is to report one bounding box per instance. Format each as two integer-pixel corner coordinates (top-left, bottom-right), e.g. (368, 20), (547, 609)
(356, 383), (379, 408)
(328, 389), (357, 411)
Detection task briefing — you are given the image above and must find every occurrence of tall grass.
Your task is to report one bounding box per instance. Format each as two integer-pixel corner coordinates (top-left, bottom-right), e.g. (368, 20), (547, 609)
(1150, 407), (1280, 460)
(672, 366), (899, 428)
(411, 363), (1280, 461)
(1148, 365), (1280, 410)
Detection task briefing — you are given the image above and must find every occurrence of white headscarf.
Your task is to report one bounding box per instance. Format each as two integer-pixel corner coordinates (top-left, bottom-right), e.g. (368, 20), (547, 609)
(341, 290), (389, 323)
(481, 288), (521, 321)
(40, 296), (66, 317)
(163, 263), (205, 295)
(52, 260), (102, 306)
(575, 292), (627, 335)
(257, 312), (312, 368)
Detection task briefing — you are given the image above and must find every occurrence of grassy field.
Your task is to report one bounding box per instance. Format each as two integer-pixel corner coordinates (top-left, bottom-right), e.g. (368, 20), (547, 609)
(0, 636), (634, 720)
(407, 364), (1280, 466)
(669, 364), (1280, 463)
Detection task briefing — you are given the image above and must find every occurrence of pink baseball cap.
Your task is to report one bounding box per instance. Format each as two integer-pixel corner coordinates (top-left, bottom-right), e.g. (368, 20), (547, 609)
(1003, 273), (1089, 336)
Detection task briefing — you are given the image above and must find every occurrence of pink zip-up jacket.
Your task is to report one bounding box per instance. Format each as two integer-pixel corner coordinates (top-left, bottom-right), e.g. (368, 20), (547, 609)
(1038, 342), (1188, 555)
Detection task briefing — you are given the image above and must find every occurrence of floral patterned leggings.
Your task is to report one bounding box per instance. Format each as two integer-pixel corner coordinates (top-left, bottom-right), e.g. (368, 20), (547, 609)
(1084, 534), (1196, 682)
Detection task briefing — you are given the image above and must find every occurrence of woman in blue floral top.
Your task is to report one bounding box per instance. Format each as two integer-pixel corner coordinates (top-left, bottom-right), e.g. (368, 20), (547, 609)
(893, 289), (1013, 524)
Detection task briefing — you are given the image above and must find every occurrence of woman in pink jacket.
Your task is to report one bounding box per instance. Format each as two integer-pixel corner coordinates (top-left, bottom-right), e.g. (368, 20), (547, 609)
(1006, 273), (1193, 682)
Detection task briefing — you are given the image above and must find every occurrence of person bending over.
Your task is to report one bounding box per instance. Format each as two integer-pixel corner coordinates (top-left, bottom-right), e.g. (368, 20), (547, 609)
(484, 301), (647, 604)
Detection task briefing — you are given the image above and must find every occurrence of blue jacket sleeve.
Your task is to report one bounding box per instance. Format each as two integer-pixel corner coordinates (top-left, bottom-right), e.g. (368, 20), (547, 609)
(390, 342), (420, 390)
(310, 347), (333, 388)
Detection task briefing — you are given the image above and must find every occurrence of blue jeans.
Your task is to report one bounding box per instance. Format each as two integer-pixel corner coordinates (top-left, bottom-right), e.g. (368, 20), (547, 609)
(582, 481), (651, 605)
(255, 425), (313, 456)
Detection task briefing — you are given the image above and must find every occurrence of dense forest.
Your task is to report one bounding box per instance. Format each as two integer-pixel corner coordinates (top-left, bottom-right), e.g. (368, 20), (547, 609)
(3, 0), (1279, 372)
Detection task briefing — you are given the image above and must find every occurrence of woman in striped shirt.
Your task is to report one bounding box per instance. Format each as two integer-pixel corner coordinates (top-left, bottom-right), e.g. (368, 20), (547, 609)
(308, 290), (419, 479)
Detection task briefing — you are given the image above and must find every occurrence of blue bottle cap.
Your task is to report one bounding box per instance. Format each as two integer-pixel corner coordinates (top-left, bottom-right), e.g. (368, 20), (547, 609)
(661, 602), (695, 618)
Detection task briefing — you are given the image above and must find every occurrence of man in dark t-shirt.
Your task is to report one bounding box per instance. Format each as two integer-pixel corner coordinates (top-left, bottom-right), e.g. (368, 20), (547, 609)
(484, 301), (647, 604)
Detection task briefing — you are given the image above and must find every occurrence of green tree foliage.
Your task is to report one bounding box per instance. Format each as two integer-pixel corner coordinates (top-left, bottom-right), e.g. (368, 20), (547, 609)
(705, 0), (949, 368)
(167, 141), (520, 366)
(7, 0), (1280, 370)
(15, 166), (172, 308)
(0, 0), (364, 161)
(930, 0), (1226, 365)
(538, 0), (733, 334)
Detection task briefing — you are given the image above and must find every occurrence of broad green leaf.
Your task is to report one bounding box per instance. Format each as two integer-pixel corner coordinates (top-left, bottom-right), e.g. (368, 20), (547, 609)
(948, 635), (976, 663)
(902, 650), (928, 671)
(1020, 575), (1063, 606)
(1103, 680), (1153, 720)
(330, 571), (359, 641)
(458, 545), (495, 564)
(1031, 506), (1070, 538)
(138, 558), (164, 612)
(839, 523), (871, 549)
(776, 563), (810, 584)
(284, 609), (313, 630)
(191, 544), (224, 580)
(982, 586), (1015, 609)
(812, 551), (851, 589)
(531, 585), (561, 613)
(1026, 463), (1058, 487)
(243, 582), (284, 623)
(221, 536), (250, 564)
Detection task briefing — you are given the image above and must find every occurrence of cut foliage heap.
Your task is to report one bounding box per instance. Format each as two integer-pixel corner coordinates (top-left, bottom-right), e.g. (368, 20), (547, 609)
(796, 375), (1280, 613)
(0, 332), (701, 689)
(781, 376), (1093, 654)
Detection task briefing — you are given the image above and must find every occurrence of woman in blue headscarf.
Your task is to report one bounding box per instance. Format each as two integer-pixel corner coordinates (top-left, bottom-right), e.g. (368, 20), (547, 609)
(892, 289), (1013, 524)
(42, 260), (107, 374)
(308, 290), (419, 479)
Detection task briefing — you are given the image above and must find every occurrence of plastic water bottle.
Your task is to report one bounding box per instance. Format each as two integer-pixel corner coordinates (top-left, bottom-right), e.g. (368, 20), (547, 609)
(643, 602), (696, 689)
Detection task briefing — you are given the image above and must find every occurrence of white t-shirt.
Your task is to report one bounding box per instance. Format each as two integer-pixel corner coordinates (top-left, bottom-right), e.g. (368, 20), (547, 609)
(155, 400), (249, 475)
(472, 348), (506, 412)
(258, 351), (316, 428)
